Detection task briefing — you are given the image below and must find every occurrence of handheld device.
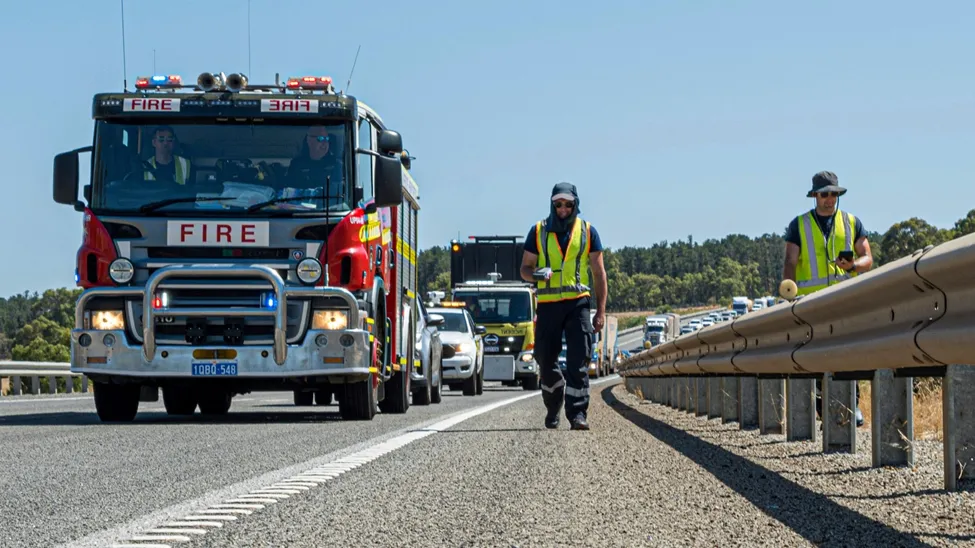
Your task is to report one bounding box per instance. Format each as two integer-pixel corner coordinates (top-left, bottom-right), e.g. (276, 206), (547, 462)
(532, 267), (553, 281)
(837, 250), (854, 262)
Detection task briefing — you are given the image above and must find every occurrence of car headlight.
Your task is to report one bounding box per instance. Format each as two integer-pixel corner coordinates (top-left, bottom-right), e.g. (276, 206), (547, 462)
(313, 309), (348, 330)
(91, 310), (124, 330)
(452, 342), (473, 354)
(296, 258), (323, 284)
(519, 352), (533, 362)
(108, 258), (134, 284)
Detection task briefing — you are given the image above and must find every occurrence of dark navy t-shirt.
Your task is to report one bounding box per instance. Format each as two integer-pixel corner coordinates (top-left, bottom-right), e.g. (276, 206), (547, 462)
(785, 210), (865, 247)
(524, 219), (604, 256)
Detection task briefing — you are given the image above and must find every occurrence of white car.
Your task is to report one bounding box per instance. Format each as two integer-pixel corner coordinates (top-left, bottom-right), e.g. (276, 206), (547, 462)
(701, 318), (715, 327)
(428, 306), (485, 396)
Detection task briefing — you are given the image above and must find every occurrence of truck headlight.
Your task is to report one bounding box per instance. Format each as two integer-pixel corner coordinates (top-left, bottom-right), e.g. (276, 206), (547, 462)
(91, 310), (124, 330)
(313, 309), (348, 330)
(109, 258), (134, 284)
(296, 258), (323, 284)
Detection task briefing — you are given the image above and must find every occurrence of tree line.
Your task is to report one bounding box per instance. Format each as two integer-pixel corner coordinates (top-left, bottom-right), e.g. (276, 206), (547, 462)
(1, 210), (972, 364)
(418, 210), (975, 312)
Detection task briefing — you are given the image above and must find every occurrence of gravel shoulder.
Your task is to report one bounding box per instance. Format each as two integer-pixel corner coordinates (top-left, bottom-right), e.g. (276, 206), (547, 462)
(182, 379), (970, 547)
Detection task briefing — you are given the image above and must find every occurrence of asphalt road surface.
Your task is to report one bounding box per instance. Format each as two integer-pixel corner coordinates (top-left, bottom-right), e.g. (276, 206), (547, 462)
(5, 374), (969, 547)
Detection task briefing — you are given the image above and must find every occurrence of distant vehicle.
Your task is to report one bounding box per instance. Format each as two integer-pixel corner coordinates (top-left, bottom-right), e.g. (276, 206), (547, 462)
(680, 325), (694, 335)
(701, 318), (715, 327)
(427, 306), (485, 396)
(732, 296), (753, 316)
(643, 313), (680, 348)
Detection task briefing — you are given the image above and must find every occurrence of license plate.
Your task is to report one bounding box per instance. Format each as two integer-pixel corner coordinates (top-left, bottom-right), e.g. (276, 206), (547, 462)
(192, 362), (238, 376)
(484, 346), (499, 353)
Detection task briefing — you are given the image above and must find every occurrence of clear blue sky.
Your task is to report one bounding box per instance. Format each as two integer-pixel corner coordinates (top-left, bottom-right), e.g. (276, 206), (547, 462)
(2, 0), (973, 296)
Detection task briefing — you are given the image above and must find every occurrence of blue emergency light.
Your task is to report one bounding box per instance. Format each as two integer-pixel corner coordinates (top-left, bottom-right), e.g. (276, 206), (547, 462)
(135, 74), (182, 89)
(261, 293), (277, 310)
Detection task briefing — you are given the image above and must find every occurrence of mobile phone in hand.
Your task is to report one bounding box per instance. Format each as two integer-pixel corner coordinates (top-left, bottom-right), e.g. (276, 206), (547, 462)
(533, 267), (552, 281)
(837, 250), (854, 262)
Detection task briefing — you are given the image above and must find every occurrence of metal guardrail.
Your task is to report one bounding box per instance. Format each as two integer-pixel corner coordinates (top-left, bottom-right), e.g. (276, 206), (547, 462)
(615, 233), (975, 491)
(0, 361), (88, 396)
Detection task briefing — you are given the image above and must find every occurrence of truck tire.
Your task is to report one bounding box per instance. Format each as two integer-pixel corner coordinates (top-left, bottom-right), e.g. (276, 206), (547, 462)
(163, 386), (198, 415)
(199, 392), (232, 415)
(294, 390), (314, 406)
(340, 379), (376, 420)
(93, 382), (140, 422)
(314, 390), (332, 406)
(379, 365), (411, 413)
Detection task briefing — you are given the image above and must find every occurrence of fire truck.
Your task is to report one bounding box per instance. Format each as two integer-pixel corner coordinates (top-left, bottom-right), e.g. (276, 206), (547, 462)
(52, 71), (422, 422)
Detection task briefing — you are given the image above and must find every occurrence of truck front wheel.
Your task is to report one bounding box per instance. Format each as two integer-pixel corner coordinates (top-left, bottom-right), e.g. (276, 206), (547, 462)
(93, 382), (140, 422)
(340, 379), (376, 420)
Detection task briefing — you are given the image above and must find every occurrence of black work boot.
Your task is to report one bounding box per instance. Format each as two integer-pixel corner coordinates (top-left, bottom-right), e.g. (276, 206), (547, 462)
(545, 405), (561, 429)
(570, 415), (589, 431)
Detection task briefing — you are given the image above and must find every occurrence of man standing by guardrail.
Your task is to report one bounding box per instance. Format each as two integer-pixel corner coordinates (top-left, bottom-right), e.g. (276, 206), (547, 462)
(520, 182), (607, 431)
(782, 170), (874, 426)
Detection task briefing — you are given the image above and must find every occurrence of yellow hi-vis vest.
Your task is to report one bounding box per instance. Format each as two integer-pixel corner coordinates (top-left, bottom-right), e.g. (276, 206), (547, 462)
(145, 156), (191, 185)
(535, 217), (592, 303)
(795, 209), (859, 296)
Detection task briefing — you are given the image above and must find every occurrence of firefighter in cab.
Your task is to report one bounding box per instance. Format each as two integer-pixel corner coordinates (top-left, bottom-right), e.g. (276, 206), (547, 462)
(144, 125), (192, 185)
(520, 182), (608, 431)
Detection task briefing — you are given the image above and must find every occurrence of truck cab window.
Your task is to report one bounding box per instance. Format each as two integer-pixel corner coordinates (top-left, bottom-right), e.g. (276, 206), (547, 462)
(357, 117), (374, 206)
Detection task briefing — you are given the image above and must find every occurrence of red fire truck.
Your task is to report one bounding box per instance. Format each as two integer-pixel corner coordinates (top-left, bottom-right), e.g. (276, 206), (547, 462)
(52, 71), (421, 422)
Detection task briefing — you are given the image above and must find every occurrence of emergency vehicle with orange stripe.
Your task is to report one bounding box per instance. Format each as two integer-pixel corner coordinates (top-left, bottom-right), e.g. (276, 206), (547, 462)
(53, 71), (423, 422)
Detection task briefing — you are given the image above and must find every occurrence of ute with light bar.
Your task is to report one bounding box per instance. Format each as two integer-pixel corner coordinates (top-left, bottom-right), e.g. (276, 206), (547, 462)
(52, 67), (424, 425)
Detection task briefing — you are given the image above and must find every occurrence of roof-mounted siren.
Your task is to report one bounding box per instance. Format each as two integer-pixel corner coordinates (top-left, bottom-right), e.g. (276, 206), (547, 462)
(135, 75), (182, 89)
(225, 73), (248, 92)
(286, 75), (335, 93)
(196, 72), (224, 92)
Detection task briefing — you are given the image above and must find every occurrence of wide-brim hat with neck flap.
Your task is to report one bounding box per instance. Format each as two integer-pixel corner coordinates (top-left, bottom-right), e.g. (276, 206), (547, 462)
(807, 171), (847, 197)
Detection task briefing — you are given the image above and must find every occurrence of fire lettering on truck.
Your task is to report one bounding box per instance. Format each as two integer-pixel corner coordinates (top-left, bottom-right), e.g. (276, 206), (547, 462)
(260, 99), (318, 113)
(166, 221), (270, 247)
(123, 98), (181, 112)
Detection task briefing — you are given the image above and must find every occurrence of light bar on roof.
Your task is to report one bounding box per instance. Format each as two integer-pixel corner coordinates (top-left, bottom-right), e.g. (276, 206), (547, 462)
(135, 75), (182, 89)
(286, 76), (333, 90)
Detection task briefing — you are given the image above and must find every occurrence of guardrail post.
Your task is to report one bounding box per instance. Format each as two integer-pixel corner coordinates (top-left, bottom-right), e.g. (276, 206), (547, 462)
(943, 365), (975, 491)
(822, 373), (856, 453)
(722, 377), (739, 424)
(695, 378), (708, 417)
(30, 376), (40, 395)
(65, 376), (73, 394)
(871, 369), (913, 468)
(82, 375), (89, 393)
(47, 376), (56, 394)
(786, 378), (816, 441)
(11, 376), (21, 395)
(684, 378), (694, 413)
(738, 377), (759, 429)
(669, 378), (678, 408)
(708, 378), (721, 419)
(759, 379), (785, 435)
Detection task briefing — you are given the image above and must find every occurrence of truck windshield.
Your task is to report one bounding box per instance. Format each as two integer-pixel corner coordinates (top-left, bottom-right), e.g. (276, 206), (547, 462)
(452, 291), (532, 324)
(645, 325), (664, 332)
(91, 120), (353, 214)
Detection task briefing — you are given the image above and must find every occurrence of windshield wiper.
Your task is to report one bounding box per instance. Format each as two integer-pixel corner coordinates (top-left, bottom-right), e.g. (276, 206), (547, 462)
(246, 196), (335, 213)
(139, 196), (237, 213)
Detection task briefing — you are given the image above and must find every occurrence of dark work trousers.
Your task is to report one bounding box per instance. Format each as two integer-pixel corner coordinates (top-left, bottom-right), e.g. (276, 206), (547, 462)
(533, 296), (594, 421)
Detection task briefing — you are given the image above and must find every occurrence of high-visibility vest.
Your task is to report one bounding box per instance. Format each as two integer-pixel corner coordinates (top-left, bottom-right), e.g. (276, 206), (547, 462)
(795, 209), (859, 296)
(145, 156), (191, 185)
(535, 217), (592, 303)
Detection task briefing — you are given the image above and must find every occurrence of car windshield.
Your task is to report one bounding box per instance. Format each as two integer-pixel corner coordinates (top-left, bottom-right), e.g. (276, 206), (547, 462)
(452, 291), (532, 324)
(91, 120), (353, 214)
(434, 311), (470, 334)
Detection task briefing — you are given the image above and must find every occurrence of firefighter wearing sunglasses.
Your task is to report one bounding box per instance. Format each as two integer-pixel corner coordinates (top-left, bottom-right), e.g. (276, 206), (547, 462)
(783, 170), (873, 427)
(285, 126), (344, 190)
(145, 125), (192, 185)
(520, 182), (607, 431)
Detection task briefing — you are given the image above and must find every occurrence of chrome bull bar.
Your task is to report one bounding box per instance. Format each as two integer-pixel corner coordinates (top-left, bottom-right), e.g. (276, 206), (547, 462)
(74, 264), (361, 367)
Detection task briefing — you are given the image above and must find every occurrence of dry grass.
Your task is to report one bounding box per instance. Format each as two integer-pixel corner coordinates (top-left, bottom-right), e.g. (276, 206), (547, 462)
(858, 379), (943, 441)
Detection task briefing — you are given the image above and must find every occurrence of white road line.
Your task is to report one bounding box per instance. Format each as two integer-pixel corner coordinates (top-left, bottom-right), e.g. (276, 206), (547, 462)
(62, 377), (619, 548)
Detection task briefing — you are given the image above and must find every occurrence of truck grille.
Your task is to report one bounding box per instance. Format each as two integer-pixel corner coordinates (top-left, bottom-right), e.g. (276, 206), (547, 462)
(484, 335), (525, 357)
(147, 247), (292, 260)
(124, 283), (309, 346)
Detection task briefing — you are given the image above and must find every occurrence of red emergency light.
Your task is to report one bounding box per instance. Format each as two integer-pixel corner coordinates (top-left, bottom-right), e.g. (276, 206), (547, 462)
(135, 75), (183, 89)
(286, 76), (333, 90)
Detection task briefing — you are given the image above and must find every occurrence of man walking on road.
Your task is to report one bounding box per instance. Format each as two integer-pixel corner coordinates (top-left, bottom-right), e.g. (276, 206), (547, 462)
(782, 170), (874, 426)
(520, 182), (608, 431)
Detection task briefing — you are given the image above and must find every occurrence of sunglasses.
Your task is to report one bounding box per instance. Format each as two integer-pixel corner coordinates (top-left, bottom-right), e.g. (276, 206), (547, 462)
(817, 191), (839, 198)
(308, 135), (329, 142)
(553, 200), (575, 209)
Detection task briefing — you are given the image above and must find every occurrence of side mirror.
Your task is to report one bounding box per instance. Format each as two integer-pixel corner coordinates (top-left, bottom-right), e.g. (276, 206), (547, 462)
(474, 325), (487, 335)
(374, 154), (403, 207)
(378, 129), (403, 155)
(441, 343), (456, 359)
(427, 313), (445, 327)
(53, 151), (80, 207)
